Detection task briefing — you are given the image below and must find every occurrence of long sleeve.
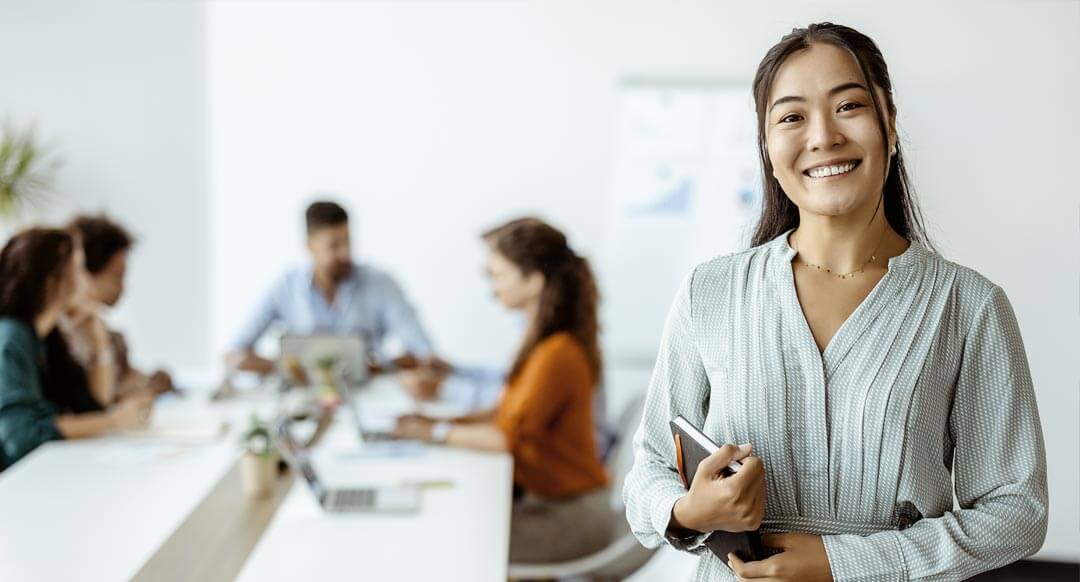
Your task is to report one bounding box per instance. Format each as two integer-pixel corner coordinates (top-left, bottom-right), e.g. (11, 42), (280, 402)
(822, 286), (1048, 581)
(622, 270), (713, 553)
(230, 278), (284, 351)
(377, 275), (433, 357)
(495, 341), (579, 448)
(445, 364), (506, 410)
(0, 338), (63, 468)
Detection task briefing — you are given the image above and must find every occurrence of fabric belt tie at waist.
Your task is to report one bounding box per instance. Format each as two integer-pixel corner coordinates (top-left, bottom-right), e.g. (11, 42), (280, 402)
(761, 515), (911, 537)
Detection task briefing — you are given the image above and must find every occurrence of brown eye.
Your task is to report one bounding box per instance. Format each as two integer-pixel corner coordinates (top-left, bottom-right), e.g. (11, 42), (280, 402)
(779, 113), (802, 124)
(838, 102), (864, 113)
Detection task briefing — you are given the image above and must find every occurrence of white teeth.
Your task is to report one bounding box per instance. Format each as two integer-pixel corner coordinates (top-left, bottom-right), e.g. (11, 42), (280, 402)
(807, 161), (858, 178)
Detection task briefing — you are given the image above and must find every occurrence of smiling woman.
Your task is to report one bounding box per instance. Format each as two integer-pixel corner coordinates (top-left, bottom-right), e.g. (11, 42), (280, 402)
(623, 22), (1048, 582)
(751, 24), (928, 255)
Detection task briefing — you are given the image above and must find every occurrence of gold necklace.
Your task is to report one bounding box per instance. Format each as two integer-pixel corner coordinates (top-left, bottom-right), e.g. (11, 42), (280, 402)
(793, 226), (887, 280)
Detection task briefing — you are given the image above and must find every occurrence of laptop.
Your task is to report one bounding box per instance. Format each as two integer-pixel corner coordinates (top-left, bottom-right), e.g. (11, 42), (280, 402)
(279, 334), (370, 388)
(333, 374), (399, 444)
(278, 333), (398, 441)
(276, 421), (421, 513)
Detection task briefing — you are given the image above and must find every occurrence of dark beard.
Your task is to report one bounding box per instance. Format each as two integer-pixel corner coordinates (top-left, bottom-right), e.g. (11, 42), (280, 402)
(330, 262), (353, 282)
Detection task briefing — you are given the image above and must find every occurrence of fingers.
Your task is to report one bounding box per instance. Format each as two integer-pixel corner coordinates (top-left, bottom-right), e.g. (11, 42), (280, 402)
(730, 552), (773, 578)
(728, 552), (746, 577)
(698, 443), (741, 478)
(68, 304), (92, 326)
(700, 443), (756, 478)
(132, 392), (155, 407)
(421, 356), (452, 373)
(392, 354), (419, 370)
(393, 416), (430, 439)
(391, 418), (413, 437)
(728, 454), (766, 487)
(728, 551), (778, 579)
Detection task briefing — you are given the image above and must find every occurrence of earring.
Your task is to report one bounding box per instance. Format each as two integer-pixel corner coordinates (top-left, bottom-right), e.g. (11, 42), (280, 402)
(890, 144), (897, 156)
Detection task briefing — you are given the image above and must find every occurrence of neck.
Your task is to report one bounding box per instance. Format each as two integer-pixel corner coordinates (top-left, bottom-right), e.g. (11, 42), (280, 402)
(524, 300), (540, 330)
(790, 196), (894, 273)
(34, 306), (62, 338)
(312, 269), (338, 296)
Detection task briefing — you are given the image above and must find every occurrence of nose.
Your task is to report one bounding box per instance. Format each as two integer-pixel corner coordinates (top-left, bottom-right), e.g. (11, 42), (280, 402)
(806, 112), (844, 152)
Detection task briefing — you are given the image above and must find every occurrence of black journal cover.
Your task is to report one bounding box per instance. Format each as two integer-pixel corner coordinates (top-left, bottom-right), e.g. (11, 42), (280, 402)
(669, 415), (768, 566)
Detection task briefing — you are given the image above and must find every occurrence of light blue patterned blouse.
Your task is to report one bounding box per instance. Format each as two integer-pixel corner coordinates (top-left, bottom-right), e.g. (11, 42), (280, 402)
(623, 229), (1048, 581)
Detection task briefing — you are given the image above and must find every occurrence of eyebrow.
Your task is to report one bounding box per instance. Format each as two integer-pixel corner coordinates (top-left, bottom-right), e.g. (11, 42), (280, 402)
(769, 82), (870, 113)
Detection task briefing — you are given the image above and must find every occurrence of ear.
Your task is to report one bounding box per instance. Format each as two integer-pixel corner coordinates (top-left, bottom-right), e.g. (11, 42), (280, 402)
(524, 270), (545, 300)
(887, 111), (898, 155)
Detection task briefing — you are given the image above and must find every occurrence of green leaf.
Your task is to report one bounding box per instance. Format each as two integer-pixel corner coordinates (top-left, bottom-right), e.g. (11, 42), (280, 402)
(0, 120), (60, 219)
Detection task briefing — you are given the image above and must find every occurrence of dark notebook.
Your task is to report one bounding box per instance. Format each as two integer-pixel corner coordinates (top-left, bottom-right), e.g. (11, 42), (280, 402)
(669, 415), (768, 566)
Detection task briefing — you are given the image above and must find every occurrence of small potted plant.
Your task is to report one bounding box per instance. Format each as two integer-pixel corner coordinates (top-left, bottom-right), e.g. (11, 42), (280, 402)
(311, 354), (345, 409)
(239, 414), (279, 498)
(0, 121), (60, 233)
(313, 354), (340, 388)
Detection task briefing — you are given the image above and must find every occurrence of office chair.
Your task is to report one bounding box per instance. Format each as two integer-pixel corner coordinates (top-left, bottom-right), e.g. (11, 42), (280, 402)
(508, 393), (655, 581)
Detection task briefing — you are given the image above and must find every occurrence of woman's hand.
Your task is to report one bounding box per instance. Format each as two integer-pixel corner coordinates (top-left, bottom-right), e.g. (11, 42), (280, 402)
(393, 414), (436, 441)
(147, 370), (174, 395)
(397, 357), (451, 401)
(109, 394), (154, 431)
(67, 300), (108, 346)
(728, 533), (833, 582)
(671, 443), (766, 534)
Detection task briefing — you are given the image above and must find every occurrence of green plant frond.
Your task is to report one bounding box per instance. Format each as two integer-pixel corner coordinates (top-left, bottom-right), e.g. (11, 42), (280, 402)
(14, 146), (38, 177)
(0, 120), (59, 219)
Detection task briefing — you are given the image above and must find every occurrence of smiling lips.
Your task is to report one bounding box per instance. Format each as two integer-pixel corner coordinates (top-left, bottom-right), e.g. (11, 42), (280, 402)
(804, 159), (861, 179)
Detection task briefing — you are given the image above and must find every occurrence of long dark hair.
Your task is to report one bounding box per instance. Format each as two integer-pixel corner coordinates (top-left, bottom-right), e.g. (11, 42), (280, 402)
(749, 22), (933, 251)
(0, 228), (77, 326)
(483, 218), (602, 383)
(42, 329), (104, 414)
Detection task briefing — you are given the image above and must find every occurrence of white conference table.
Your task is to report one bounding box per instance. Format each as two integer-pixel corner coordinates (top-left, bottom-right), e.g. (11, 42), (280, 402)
(0, 389), (269, 582)
(237, 380), (513, 582)
(0, 376), (512, 582)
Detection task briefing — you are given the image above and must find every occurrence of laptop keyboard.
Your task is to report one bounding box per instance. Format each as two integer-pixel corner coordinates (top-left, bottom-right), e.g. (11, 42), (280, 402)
(331, 488), (376, 510)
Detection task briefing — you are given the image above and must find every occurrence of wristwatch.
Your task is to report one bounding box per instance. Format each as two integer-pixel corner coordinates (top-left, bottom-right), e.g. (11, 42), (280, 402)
(430, 421), (452, 444)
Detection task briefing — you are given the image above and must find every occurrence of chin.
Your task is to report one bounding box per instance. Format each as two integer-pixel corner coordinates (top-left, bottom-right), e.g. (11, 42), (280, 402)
(798, 188), (872, 217)
(332, 266), (353, 281)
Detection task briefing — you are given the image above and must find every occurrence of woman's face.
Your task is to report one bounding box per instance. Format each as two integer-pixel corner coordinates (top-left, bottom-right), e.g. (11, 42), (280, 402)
(765, 42), (896, 219)
(87, 249), (128, 307)
(484, 248), (543, 311)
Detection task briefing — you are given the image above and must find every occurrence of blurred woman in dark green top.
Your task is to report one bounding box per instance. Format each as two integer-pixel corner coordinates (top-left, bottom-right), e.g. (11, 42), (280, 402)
(0, 228), (151, 470)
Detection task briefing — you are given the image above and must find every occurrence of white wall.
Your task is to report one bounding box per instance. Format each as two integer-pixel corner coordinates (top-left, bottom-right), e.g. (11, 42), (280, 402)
(0, 0), (209, 370)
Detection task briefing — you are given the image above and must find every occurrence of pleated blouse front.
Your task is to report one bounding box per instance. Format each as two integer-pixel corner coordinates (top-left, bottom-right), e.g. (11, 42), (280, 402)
(623, 230), (1047, 581)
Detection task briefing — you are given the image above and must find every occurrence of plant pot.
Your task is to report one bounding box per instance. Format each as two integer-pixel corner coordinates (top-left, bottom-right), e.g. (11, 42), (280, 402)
(241, 451), (279, 498)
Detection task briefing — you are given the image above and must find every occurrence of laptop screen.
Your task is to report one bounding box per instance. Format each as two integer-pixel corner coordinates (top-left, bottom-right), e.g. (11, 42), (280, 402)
(276, 423), (326, 501)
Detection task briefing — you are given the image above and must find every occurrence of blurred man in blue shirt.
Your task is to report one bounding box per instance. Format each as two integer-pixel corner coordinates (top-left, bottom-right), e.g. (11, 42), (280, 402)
(226, 201), (443, 388)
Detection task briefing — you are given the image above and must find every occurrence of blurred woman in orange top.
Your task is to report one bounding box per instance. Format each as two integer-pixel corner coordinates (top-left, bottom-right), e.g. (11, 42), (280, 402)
(395, 217), (611, 563)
